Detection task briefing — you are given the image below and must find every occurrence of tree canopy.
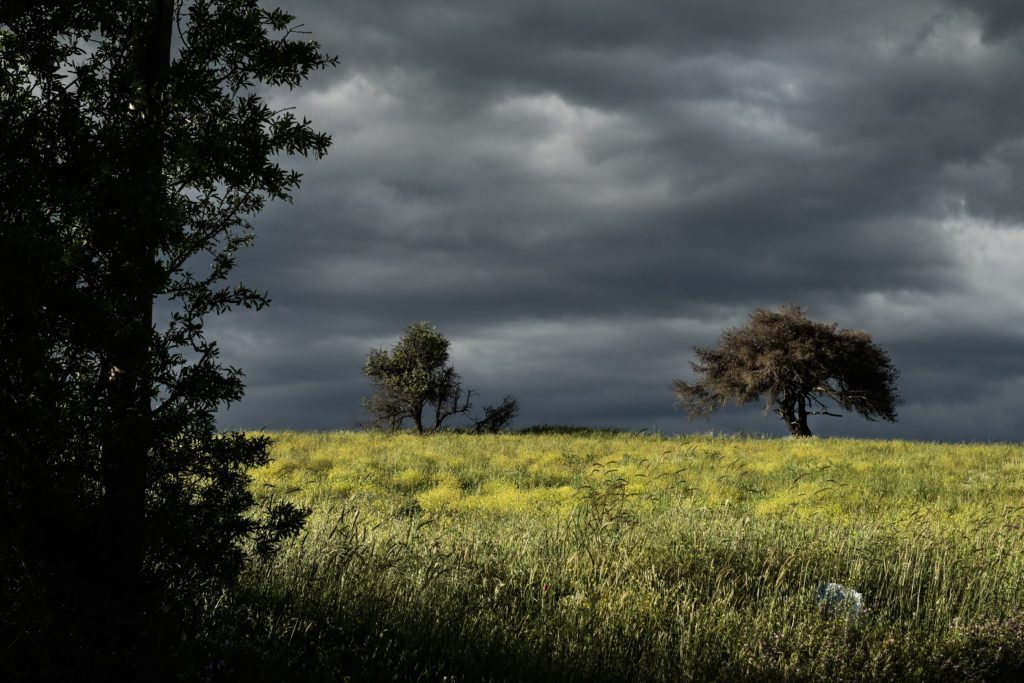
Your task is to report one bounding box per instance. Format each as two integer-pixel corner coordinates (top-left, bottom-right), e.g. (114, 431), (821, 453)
(673, 306), (900, 436)
(1, 0), (335, 675)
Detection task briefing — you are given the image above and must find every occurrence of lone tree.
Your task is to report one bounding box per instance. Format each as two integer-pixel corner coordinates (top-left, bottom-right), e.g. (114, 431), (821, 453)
(673, 306), (899, 437)
(1, 1), (334, 674)
(362, 322), (518, 434)
(363, 322), (472, 433)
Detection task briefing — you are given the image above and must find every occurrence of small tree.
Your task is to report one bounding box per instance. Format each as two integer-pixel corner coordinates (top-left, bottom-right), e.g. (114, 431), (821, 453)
(673, 306), (899, 437)
(471, 395), (519, 434)
(362, 322), (472, 433)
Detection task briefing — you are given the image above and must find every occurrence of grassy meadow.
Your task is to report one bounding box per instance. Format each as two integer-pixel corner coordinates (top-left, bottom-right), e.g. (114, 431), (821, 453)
(195, 431), (1024, 681)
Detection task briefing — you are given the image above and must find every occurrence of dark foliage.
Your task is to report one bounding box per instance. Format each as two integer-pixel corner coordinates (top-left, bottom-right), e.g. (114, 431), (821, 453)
(516, 424), (637, 436)
(471, 395), (520, 434)
(0, 0), (334, 676)
(674, 306), (899, 436)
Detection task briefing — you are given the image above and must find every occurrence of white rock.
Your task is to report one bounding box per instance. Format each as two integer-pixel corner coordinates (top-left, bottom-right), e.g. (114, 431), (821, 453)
(816, 582), (864, 620)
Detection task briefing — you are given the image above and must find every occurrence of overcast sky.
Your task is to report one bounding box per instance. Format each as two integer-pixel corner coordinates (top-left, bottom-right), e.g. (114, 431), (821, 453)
(213, 0), (1024, 441)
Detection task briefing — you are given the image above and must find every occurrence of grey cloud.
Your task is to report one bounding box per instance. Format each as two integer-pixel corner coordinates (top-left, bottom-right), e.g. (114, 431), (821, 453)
(945, 0), (1024, 41)
(213, 0), (1024, 441)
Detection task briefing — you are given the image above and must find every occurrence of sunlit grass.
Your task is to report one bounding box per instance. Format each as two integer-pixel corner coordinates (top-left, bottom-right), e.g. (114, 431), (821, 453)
(200, 431), (1024, 681)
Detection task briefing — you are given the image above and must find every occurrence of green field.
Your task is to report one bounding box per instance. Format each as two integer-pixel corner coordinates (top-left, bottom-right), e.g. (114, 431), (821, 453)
(197, 431), (1024, 681)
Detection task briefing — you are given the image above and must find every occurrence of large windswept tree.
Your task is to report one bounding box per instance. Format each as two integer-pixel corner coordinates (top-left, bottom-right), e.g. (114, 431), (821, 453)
(1, 1), (335, 675)
(674, 306), (900, 437)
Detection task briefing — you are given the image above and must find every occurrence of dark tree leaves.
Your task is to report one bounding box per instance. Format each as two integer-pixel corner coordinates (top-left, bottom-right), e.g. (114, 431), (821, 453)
(1, 0), (335, 674)
(472, 396), (520, 434)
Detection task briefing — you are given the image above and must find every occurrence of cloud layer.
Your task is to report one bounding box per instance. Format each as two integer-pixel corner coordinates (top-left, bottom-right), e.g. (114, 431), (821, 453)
(213, 0), (1024, 440)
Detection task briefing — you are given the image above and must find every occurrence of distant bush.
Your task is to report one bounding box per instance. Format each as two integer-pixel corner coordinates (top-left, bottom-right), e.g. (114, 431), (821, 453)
(517, 424), (641, 436)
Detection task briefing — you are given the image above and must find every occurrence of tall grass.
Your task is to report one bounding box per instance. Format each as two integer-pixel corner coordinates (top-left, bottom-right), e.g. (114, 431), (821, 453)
(190, 432), (1024, 681)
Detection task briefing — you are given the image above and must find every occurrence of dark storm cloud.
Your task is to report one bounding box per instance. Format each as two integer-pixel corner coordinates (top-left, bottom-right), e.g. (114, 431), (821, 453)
(213, 0), (1024, 440)
(949, 0), (1024, 41)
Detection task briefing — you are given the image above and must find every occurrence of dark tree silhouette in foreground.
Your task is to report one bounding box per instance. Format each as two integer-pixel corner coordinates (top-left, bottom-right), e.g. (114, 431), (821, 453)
(674, 306), (899, 437)
(1, 1), (335, 675)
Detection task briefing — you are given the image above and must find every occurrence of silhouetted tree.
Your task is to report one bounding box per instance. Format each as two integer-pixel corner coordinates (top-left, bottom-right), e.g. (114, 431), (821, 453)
(673, 306), (899, 437)
(1, 1), (335, 675)
(472, 395), (519, 433)
(362, 322), (473, 433)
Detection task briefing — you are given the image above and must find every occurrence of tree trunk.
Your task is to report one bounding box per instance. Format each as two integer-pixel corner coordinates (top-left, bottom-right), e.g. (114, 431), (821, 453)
(780, 402), (798, 436)
(98, 0), (173, 670)
(779, 400), (813, 436)
(795, 398), (813, 437)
